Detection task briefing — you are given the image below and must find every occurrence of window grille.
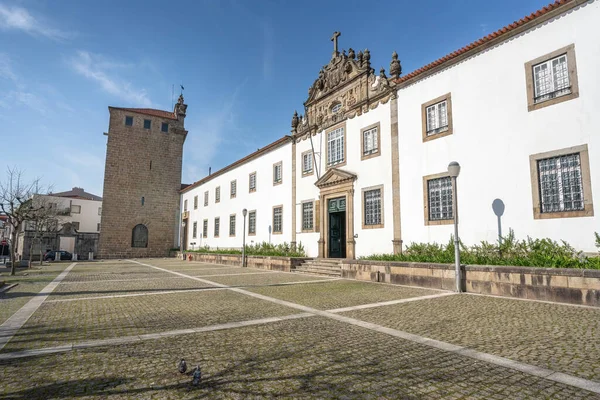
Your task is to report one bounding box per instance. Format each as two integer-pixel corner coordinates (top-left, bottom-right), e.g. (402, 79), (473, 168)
(231, 180), (237, 198)
(273, 207), (282, 233)
(537, 153), (583, 213)
(204, 191), (208, 206)
(327, 127), (344, 165)
(214, 217), (220, 237)
(428, 177), (453, 220)
(302, 153), (313, 174)
(215, 186), (220, 203)
(132, 224), (148, 248)
(193, 196), (198, 209)
(302, 202), (314, 230)
(192, 222), (197, 239)
(426, 100), (448, 136)
(249, 173), (257, 191)
(203, 219), (208, 238)
(249, 211), (256, 234)
(144, 119), (151, 129)
(273, 163), (282, 183)
(229, 215), (236, 236)
(161, 123), (168, 133)
(533, 54), (570, 103)
(364, 189), (382, 225)
(363, 127), (378, 155)
(125, 116), (133, 126)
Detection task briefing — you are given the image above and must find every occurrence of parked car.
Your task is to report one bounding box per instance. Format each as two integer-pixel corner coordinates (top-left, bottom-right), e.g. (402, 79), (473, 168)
(44, 250), (73, 261)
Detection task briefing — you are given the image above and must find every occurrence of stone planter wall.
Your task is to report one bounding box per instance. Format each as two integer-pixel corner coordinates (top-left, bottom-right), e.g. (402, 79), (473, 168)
(177, 252), (311, 273)
(342, 260), (600, 307)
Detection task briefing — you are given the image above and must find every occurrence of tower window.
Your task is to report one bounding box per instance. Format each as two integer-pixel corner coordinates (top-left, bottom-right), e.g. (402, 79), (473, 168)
(144, 119), (151, 129)
(141, 196), (145, 206)
(161, 123), (169, 133)
(125, 116), (133, 126)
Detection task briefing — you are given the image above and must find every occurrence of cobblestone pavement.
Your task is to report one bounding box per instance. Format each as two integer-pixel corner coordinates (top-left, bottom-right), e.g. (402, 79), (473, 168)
(342, 294), (600, 383)
(0, 258), (599, 399)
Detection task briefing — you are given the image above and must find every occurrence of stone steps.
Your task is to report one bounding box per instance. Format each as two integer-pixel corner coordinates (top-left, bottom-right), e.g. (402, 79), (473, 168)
(293, 259), (343, 277)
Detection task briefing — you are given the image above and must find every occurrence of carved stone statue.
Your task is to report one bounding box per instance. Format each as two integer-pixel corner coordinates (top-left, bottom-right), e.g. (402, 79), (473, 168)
(348, 48), (355, 59)
(291, 110), (299, 129)
(175, 94), (187, 117)
(390, 51), (402, 79)
(380, 67), (387, 79)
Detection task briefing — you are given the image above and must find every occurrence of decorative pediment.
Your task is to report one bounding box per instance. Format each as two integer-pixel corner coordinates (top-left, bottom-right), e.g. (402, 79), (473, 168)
(315, 168), (357, 189)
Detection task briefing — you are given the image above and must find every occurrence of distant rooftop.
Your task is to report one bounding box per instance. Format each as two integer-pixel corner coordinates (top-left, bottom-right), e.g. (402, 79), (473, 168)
(50, 187), (102, 201)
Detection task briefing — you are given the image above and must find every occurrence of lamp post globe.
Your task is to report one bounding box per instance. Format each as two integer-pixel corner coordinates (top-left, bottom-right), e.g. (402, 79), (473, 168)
(448, 161), (462, 293)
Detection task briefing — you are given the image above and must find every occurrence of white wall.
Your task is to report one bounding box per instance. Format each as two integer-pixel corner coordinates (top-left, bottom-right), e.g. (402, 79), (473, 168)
(42, 195), (102, 233)
(397, 2), (600, 252)
(181, 142), (292, 250)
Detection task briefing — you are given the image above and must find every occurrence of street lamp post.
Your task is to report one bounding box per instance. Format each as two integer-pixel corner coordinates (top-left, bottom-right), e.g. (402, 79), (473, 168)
(448, 161), (461, 293)
(242, 209), (248, 268)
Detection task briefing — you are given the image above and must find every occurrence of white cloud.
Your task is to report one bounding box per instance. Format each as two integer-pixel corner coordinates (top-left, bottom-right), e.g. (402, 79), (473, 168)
(0, 53), (17, 82)
(69, 51), (152, 107)
(1, 90), (48, 115)
(0, 3), (72, 41)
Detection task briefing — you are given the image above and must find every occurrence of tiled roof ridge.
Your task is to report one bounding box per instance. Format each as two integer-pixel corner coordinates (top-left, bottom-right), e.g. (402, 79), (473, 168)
(109, 107), (177, 120)
(396, 0), (578, 84)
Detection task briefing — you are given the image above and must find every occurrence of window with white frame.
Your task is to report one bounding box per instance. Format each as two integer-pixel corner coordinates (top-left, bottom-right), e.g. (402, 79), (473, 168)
(71, 204), (81, 214)
(533, 54), (570, 103)
(537, 153), (584, 213)
(273, 207), (282, 233)
(363, 127), (378, 155)
(302, 202), (314, 231)
(194, 195), (198, 209)
(230, 180), (237, 198)
(249, 172), (257, 192)
(184, 199), (188, 211)
(229, 215), (236, 236)
(427, 177), (453, 221)
(273, 163), (282, 184)
(72, 221), (80, 230)
(425, 100), (448, 136)
(192, 221), (197, 239)
(364, 189), (382, 226)
(203, 219), (208, 238)
(302, 152), (313, 174)
(248, 211), (256, 234)
(204, 191), (209, 206)
(327, 127), (344, 166)
(214, 217), (220, 237)
(215, 186), (220, 203)
(98, 207), (102, 215)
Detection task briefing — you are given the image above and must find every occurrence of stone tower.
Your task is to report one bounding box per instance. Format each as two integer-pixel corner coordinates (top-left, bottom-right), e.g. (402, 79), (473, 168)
(98, 95), (188, 258)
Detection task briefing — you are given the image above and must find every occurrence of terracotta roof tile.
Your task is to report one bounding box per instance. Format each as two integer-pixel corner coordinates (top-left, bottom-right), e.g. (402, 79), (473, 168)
(396, 0), (575, 84)
(110, 107), (177, 120)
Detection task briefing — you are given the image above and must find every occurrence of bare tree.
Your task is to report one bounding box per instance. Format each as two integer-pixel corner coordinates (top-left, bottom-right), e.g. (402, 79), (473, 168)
(27, 193), (60, 266)
(0, 167), (43, 275)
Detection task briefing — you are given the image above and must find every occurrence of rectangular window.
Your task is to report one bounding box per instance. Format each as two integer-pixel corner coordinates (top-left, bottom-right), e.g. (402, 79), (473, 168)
(71, 204), (81, 214)
(229, 215), (236, 236)
(143, 119), (151, 129)
(98, 207), (102, 215)
(273, 206), (282, 233)
(184, 199), (188, 212)
(302, 202), (314, 231)
(327, 127), (345, 166)
(427, 176), (453, 221)
(273, 162), (282, 185)
(533, 54), (570, 104)
(97, 223), (101, 231)
(161, 122), (169, 133)
(537, 153), (584, 213)
(426, 100), (448, 136)
(203, 219), (208, 238)
(248, 210), (256, 235)
(125, 116), (133, 126)
(302, 151), (313, 175)
(193, 195), (198, 209)
(363, 127), (379, 155)
(364, 189), (382, 226)
(214, 217), (220, 237)
(204, 191), (209, 206)
(249, 172), (257, 192)
(192, 221), (197, 239)
(72, 221), (80, 230)
(231, 180), (237, 198)
(215, 186), (221, 203)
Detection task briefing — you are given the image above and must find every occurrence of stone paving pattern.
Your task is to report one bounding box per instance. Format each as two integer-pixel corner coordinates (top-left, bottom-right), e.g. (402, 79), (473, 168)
(1, 258), (599, 399)
(342, 294), (600, 382)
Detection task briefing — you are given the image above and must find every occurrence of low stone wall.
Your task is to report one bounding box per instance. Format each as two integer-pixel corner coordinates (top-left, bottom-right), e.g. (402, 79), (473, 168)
(342, 260), (600, 307)
(178, 252), (311, 272)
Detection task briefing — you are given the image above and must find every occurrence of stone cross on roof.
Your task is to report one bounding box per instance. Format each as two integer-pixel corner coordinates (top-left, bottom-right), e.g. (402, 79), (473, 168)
(331, 31), (341, 56)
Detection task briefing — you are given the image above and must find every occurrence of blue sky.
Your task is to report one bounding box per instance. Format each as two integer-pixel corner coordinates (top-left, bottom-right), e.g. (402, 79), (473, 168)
(0, 0), (551, 196)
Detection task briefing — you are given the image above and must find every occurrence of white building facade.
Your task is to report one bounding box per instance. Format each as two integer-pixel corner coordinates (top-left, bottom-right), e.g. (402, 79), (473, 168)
(181, 0), (599, 257)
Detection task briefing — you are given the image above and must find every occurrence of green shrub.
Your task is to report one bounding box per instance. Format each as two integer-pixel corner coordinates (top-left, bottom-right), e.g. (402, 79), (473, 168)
(363, 229), (600, 269)
(188, 241), (307, 257)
